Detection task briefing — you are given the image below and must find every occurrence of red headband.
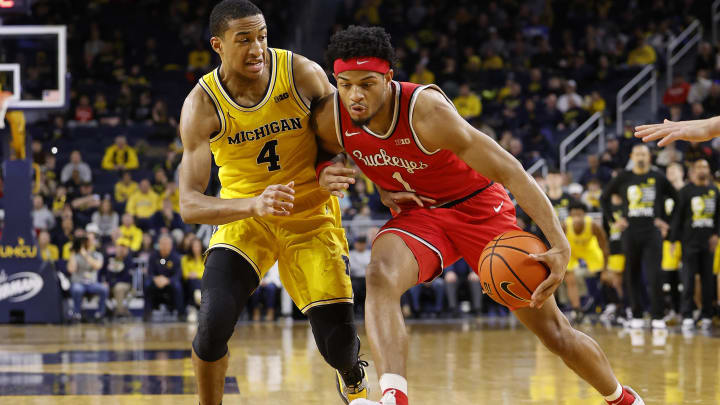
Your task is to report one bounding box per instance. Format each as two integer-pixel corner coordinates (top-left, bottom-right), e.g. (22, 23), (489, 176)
(333, 57), (390, 76)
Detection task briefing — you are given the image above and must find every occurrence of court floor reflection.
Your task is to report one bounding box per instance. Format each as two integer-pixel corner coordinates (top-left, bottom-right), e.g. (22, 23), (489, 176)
(1, 318), (719, 404)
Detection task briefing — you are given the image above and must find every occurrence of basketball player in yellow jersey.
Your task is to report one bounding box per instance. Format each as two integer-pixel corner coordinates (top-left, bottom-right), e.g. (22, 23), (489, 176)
(562, 201), (610, 319)
(177, 2), (367, 404)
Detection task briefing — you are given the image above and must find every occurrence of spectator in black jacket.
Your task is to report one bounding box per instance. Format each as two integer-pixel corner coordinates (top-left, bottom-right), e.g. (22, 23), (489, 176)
(151, 199), (185, 236)
(670, 159), (720, 331)
(143, 235), (184, 321)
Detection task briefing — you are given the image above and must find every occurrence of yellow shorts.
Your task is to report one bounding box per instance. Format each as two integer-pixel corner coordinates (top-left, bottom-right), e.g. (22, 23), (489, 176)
(662, 241), (682, 271)
(208, 197), (352, 313)
(568, 247), (604, 273)
(606, 254), (625, 273)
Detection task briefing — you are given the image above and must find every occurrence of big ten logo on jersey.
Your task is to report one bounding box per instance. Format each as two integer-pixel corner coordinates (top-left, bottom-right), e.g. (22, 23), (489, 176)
(274, 92), (289, 103)
(395, 137), (411, 146)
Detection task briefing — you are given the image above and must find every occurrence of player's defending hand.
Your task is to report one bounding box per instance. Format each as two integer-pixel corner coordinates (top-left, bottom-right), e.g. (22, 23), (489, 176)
(252, 182), (295, 217)
(635, 117), (720, 146)
(378, 187), (436, 213)
(319, 162), (356, 198)
(528, 244), (570, 309)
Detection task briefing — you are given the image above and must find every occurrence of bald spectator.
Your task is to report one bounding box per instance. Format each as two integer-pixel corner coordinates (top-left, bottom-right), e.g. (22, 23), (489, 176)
(60, 151), (92, 184)
(144, 235), (184, 321)
(102, 135), (139, 171)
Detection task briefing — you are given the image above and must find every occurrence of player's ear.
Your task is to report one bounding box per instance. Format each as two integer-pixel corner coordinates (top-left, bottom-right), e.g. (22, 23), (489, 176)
(210, 37), (223, 55)
(385, 69), (394, 84)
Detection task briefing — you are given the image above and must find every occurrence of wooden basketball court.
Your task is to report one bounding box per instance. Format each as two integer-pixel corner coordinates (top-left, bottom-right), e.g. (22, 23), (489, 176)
(1, 319), (719, 404)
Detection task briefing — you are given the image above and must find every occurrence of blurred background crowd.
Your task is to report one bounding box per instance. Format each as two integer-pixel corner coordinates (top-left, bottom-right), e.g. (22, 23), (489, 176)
(1, 0), (719, 325)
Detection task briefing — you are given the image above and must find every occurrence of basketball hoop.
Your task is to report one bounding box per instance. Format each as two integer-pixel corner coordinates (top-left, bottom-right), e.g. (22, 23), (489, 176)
(0, 91), (11, 129)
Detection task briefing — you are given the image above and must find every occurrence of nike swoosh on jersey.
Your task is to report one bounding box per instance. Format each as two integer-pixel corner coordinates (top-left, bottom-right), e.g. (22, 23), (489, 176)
(345, 130), (361, 137)
(493, 201), (504, 212)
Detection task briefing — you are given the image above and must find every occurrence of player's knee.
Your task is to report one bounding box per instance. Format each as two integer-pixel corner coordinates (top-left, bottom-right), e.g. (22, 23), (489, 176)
(365, 259), (401, 294)
(192, 288), (237, 362)
(445, 271), (458, 283)
(307, 304), (359, 371)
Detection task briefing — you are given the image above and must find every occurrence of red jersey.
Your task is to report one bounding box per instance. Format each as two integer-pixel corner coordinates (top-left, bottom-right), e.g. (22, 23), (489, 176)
(335, 81), (492, 207)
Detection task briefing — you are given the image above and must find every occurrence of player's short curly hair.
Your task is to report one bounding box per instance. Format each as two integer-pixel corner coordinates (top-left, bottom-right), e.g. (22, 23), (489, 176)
(326, 25), (396, 69)
(209, 0), (263, 38)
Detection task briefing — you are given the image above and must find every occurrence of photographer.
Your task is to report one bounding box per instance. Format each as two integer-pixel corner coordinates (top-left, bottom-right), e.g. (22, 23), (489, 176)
(67, 224), (107, 322)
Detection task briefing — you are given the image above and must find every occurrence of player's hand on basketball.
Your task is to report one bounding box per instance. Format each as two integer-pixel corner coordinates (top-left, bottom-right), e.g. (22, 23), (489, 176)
(379, 188), (436, 213)
(252, 182), (295, 217)
(319, 162), (356, 198)
(528, 245), (570, 309)
(634, 118), (717, 146)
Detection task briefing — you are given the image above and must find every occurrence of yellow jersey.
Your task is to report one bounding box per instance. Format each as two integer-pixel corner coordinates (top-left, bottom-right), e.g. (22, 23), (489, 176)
(199, 48), (328, 213)
(566, 215), (601, 253)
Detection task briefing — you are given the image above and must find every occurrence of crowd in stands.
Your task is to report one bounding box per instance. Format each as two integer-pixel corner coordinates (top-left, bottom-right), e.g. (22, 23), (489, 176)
(4, 0), (720, 323)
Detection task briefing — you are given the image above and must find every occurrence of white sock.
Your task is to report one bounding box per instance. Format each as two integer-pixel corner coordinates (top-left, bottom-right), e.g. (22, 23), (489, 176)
(379, 373), (408, 395)
(604, 383), (623, 402)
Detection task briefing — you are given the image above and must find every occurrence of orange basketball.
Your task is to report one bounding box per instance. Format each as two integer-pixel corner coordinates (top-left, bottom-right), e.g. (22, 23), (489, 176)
(478, 230), (550, 309)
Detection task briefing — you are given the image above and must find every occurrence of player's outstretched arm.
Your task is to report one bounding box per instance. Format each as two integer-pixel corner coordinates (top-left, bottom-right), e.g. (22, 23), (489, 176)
(411, 89), (570, 308)
(178, 86), (294, 225)
(635, 116), (720, 146)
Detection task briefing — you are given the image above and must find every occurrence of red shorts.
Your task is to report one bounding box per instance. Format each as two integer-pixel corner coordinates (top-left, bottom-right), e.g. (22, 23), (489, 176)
(375, 183), (520, 283)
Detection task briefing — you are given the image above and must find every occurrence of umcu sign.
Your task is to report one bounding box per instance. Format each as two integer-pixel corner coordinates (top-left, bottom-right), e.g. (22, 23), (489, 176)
(0, 159), (61, 323)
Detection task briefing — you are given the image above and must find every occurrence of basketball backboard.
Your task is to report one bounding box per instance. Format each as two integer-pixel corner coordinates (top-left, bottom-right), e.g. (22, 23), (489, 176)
(0, 25), (67, 110)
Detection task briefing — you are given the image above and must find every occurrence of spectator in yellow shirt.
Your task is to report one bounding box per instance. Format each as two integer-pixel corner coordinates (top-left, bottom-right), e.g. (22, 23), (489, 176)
(627, 39), (657, 66)
(118, 213), (143, 252)
(126, 179), (160, 230)
(114, 171), (138, 206)
(182, 238), (205, 315)
(410, 63), (435, 85)
(37, 231), (59, 263)
(102, 135), (139, 171)
(187, 41), (211, 75)
(453, 84), (482, 121)
(482, 48), (504, 70)
(585, 91), (607, 114)
(163, 182), (181, 212)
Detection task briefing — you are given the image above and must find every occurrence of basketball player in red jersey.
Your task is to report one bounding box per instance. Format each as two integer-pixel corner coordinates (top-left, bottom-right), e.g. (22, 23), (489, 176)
(311, 26), (644, 405)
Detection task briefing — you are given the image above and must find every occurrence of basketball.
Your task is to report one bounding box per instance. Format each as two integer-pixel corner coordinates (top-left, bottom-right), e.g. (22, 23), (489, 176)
(479, 230), (550, 309)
